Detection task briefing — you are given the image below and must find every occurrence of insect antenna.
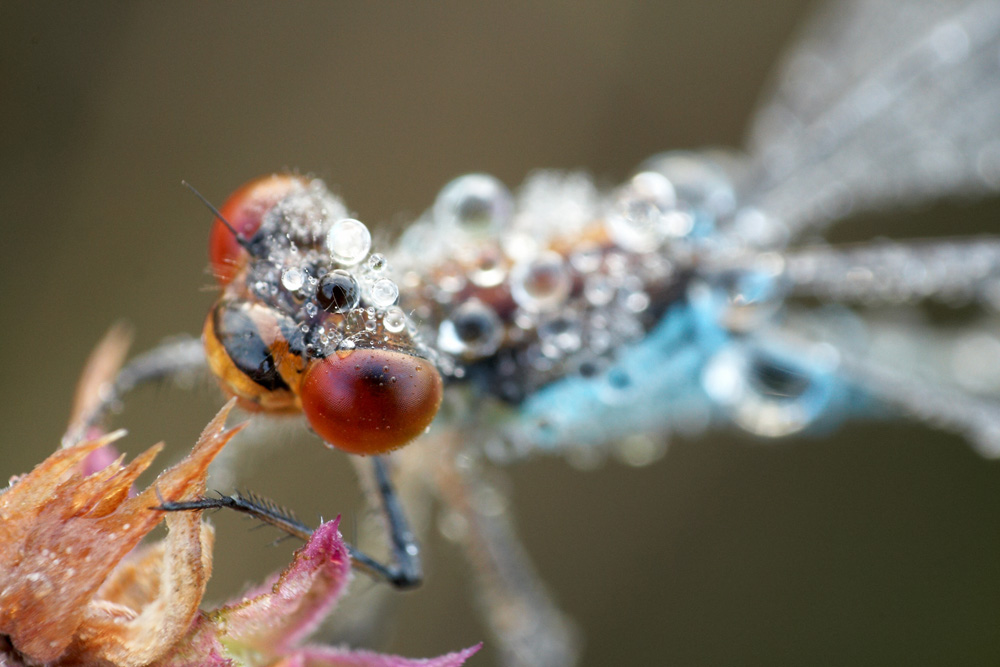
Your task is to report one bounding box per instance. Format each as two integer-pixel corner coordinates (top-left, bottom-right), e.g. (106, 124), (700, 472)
(181, 180), (263, 257)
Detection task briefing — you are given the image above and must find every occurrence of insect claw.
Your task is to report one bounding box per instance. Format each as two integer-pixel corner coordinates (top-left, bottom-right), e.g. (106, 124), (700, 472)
(149, 485), (168, 511)
(269, 533), (297, 547)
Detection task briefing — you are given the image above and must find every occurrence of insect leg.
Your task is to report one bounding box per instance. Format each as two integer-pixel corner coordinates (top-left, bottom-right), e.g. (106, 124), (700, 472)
(430, 448), (579, 667)
(369, 455), (423, 588)
(156, 455), (424, 590)
(63, 335), (207, 448)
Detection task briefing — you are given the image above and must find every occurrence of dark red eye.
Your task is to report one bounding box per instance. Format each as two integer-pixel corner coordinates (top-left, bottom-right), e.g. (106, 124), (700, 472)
(300, 349), (444, 455)
(209, 174), (307, 284)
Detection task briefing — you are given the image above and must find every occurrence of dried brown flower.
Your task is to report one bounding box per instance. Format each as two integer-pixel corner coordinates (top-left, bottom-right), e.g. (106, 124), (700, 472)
(0, 404), (237, 665)
(0, 329), (479, 666)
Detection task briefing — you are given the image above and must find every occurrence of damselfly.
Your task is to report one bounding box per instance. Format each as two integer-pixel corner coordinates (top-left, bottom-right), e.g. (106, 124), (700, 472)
(15, 0), (1000, 665)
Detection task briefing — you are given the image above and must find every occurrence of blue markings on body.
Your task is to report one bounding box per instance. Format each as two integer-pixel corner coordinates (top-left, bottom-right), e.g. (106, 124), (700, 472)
(508, 296), (875, 454)
(509, 302), (725, 451)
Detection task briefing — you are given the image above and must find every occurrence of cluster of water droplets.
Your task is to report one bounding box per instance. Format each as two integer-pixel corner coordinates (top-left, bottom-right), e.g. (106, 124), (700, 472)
(380, 159), (694, 408)
(239, 179), (417, 360)
(394, 169), (679, 396)
(387, 151), (877, 459)
(633, 155), (840, 441)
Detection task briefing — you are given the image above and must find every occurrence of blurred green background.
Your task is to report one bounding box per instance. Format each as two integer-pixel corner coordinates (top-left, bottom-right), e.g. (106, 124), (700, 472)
(3, 2), (1000, 665)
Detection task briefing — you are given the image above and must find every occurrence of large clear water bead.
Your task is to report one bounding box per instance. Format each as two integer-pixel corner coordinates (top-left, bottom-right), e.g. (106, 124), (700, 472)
(281, 266), (306, 292)
(369, 278), (400, 308)
(326, 218), (372, 266)
(434, 173), (513, 236)
(316, 269), (361, 313)
(438, 299), (505, 359)
(510, 251), (572, 312)
(701, 343), (836, 437)
(383, 306), (408, 333)
(640, 151), (737, 233)
(605, 171), (687, 252)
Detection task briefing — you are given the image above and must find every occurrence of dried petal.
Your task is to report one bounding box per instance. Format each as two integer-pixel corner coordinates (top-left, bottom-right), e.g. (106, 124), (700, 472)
(0, 432), (150, 662)
(66, 322), (133, 431)
(0, 400), (242, 664)
(0, 430), (123, 521)
(81, 442), (128, 478)
(69, 513), (215, 666)
(3, 367), (481, 667)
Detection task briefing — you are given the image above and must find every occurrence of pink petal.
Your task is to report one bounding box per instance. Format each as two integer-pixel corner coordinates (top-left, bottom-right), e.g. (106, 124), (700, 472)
(212, 518), (352, 654)
(278, 643), (483, 667)
(81, 442), (123, 477)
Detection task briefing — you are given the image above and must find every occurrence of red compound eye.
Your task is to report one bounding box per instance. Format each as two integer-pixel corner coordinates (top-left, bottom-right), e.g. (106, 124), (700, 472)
(300, 348), (444, 455)
(209, 174), (306, 284)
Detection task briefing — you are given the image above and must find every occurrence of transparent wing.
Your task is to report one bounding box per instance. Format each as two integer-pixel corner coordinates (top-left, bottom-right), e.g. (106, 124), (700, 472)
(743, 0), (1000, 237)
(784, 236), (1000, 307)
(771, 311), (1000, 456)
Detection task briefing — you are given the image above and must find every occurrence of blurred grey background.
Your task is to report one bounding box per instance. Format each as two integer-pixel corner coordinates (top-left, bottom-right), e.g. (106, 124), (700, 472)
(3, 2), (1000, 665)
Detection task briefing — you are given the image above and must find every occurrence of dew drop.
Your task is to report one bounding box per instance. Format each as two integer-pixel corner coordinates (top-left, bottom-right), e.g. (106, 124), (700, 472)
(439, 508), (468, 542)
(624, 291), (650, 313)
(538, 312), (583, 353)
(438, 300), (504, 358)
(702, 344), (834, 437)
(316, 269), (360, 313)
(434, 173), (513, 235)
(281, 266), (305, 291)
(435, 263), (467, 294)
(367, 252), (387, 272)
(570, 245), (603, 273)
(384, 306), (407, 333)
(614, 433), (667, 467)
(584, 275), (616, 307)
(510, 251), (571, 312)
(640, 151), (737, 229)
(370, 278), (400, 308)
(326, 218), (371, 266)
(712, 263), (786, 332)
(469, 246), (508, 288)
(605, 171), (679, 252)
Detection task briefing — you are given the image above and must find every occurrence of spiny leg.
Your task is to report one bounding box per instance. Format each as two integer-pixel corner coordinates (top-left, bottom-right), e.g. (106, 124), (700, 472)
(67, 333), (423, 588)
(157, 455), (423, 589)
(370, 454), (423, 587)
